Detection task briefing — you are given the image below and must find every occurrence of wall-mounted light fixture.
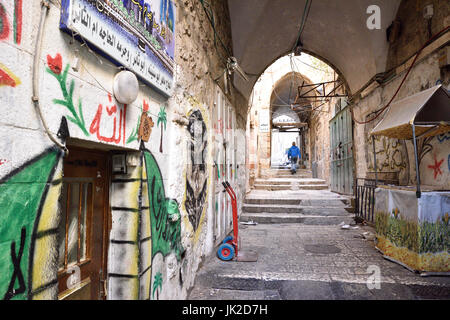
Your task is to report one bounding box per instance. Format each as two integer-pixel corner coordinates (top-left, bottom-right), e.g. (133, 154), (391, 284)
(113, 70), (139, 105)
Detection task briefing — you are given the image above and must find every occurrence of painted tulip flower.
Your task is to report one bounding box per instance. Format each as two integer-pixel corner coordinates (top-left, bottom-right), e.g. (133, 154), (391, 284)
(47, 53), (62, 75)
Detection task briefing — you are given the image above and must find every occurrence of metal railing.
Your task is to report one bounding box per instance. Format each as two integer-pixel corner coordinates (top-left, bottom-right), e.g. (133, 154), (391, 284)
(355, 177), (399, 224)
(355, 178), (376, 224)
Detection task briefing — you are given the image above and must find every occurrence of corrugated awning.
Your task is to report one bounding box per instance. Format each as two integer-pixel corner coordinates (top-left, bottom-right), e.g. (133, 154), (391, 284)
(370, 85), (450, 140)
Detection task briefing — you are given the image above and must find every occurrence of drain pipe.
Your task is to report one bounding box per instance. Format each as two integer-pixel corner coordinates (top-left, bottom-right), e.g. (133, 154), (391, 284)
(32, 0), (69, 156)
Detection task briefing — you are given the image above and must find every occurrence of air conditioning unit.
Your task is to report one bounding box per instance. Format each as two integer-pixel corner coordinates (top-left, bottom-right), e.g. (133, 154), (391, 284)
(112, 154), (127, 174)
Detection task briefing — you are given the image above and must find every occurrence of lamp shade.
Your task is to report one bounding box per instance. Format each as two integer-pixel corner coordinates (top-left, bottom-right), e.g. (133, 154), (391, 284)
(113, 70), (139, 104)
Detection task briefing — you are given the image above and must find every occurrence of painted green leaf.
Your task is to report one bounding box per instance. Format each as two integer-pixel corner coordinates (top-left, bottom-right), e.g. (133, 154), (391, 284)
(0, 150), (58, 300)
(144, 151), (182, 260)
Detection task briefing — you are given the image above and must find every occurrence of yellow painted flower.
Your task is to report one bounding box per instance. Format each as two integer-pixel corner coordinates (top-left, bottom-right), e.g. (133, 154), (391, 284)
(442, 213), (449, 226)
(392, 208), (400, 219)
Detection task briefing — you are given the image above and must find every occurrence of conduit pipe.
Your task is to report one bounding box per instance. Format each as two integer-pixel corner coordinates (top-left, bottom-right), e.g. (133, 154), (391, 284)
(32, 0), (69, 156)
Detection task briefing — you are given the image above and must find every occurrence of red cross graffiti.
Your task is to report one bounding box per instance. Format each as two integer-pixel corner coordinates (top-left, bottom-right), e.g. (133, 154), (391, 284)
(428, 156), (444, 180)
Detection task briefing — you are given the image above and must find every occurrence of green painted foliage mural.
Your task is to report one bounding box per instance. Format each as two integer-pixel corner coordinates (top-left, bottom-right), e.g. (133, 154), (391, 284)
(143, 150), (182, 260)
(376, 211), (450, 254)
(0, 150), (59, 300)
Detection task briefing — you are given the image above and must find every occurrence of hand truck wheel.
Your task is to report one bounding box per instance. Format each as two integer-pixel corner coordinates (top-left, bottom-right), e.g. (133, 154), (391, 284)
(217, 243), (235, 261)
(222, 235), (234, 245)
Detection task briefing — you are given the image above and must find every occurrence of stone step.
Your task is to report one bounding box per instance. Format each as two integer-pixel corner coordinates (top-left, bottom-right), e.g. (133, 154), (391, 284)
(242, 204), (351, 214)
(261, 172), (312, 177)
(240, 213), (354, 225)
(253, 184), (329, 191)
(254, 178), (326, 185)
(263, 175), (313, 180)
(261, 169), (313, 178)
(244, 198), (352, 207)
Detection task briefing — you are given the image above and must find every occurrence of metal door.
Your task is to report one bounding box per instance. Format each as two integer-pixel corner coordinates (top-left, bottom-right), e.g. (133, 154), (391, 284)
(330, 103), (354, 195)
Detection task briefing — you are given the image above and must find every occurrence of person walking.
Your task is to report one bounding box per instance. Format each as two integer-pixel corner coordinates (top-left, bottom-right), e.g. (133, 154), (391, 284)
(288, 142), (301, 174)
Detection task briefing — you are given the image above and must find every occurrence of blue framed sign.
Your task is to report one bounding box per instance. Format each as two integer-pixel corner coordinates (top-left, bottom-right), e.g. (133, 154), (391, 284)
(60, 0), (175, 97)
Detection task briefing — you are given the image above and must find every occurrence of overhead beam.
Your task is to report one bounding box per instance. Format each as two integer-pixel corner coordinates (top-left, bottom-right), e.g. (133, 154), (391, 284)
(272, 122), (308, 128)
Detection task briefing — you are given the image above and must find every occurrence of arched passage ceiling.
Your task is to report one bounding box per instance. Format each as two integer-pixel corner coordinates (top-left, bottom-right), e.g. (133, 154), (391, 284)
(227, 0), (402, 100)
(270, 72), (315, 123)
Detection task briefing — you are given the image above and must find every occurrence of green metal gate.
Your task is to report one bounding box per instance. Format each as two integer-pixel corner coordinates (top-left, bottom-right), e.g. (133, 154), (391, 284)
(330, 103), (354, 195)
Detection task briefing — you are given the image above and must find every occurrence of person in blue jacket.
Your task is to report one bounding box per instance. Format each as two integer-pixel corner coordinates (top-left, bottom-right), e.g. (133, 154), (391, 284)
(288, 142), (301, 174)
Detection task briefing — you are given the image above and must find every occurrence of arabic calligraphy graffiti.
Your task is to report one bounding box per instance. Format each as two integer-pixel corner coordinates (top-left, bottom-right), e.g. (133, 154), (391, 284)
(89, 94), (127, 145)
(367, 136), (407, 172)
(437, 132), (450, 144)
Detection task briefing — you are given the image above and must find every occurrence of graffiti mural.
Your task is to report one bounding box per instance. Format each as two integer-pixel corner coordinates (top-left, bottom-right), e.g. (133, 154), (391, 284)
(127, 100), (153, 144)
(157, 106), (167, 153)
(109, 145), (182, 300)
(375, 188), (450, 272)
(185, 110), (208, 232)
(47, 54), (89, 136)
(0, 62), (20, 88)
(143, 149), (182, 259)
(365, 133), (409, 184)
(437, 132), (450, 143)
(366, 136), (408, 172)
(47, 53), (138, 147)
(0, 148), (63, 300)
(89, 94), (127, 145)
(0, 0), (22, 44)
(142, 147), (183, 300)
(427, 156), (444, 180)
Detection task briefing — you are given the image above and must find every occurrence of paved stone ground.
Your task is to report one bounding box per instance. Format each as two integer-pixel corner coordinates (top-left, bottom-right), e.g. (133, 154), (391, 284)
(188, 212), (450, 300)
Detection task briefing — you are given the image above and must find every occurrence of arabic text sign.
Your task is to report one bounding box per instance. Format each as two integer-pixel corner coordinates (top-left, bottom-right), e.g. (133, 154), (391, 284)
(60, 0), (175, 97)
(259, 109), (270, 133)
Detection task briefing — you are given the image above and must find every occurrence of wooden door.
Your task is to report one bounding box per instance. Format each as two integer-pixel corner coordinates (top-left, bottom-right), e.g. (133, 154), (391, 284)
(57, 148), (110, 300)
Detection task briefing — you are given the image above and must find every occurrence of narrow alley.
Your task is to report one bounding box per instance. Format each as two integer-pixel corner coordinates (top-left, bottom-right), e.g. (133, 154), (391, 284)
(0, 0), (449, 303)
(189, 168), (450, 300)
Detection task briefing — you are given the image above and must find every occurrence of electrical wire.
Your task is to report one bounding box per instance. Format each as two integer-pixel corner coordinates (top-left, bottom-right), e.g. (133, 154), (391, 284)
(199, 0), (231, 67)
(351, 25), (450, 125)
(33, 0), (68, 156)
(292, 0), (313, 52)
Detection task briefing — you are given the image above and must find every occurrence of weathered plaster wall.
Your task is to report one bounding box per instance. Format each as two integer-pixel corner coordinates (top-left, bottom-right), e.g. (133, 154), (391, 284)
(353, 43), (450, 189)
(0, 0), (247, 300)
(352, 0), (450, 189)
(309, 97), (333, 183)
(385, 0), (450, 71)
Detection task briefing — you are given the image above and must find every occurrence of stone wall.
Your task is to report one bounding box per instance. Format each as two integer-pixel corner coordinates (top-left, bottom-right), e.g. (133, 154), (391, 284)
(0, 0), (247, 300)
(352, 0), (450, 188)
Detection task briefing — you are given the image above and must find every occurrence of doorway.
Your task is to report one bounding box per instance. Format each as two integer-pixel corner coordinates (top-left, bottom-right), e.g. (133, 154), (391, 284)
(330, 104), (354, 195)
(270, 131), (300, 167)
(57, 147), (110, 300)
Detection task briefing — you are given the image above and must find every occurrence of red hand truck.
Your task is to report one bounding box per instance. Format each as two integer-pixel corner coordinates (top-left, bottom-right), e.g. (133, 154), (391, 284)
(217, 181), (258, 262)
